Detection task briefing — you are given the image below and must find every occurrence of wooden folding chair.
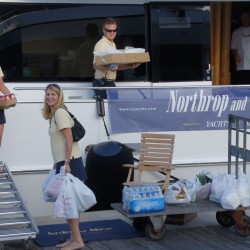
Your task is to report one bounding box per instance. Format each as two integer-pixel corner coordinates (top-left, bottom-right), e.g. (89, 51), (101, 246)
(123, 133), (175, 194)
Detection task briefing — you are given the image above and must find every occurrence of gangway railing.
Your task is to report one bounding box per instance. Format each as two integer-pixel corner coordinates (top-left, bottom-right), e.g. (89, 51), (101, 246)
(228, 114), (250, 178)
(0, 161), (39, 249)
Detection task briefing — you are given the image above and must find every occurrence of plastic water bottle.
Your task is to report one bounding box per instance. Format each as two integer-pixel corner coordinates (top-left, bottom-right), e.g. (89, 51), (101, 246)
(122, 187), (130, 210)
(109, 63), (117, 70)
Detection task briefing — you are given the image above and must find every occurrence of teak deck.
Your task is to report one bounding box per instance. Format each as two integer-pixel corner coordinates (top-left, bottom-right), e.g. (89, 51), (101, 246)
(3, 222), (250, 250)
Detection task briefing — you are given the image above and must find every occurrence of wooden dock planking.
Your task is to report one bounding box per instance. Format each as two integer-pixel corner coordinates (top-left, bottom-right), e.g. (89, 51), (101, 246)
(168, 227), (243, 250)
(33, 226), (250, 250)
(204, 225), (250, 249)
(2, 224), (250, 249)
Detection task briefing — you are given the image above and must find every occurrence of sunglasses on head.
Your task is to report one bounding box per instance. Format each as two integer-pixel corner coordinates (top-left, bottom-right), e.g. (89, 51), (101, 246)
(46, 84), (61, 90)
(104, 28), (117, 33)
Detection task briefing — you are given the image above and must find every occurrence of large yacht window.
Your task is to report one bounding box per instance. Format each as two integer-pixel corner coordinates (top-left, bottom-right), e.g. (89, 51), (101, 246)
(0, 4), (145, 82)
(149, 3), (211, 82)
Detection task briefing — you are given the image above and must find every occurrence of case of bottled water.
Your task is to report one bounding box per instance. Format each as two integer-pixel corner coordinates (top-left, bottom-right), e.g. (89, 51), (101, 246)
(122, 185), (165, 214)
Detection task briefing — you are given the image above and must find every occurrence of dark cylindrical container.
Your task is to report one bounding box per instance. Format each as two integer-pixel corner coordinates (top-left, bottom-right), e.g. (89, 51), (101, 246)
(85, 141), (134, 211)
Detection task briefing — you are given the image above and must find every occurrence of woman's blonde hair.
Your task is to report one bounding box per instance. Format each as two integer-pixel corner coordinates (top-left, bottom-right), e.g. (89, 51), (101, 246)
(41, 84), (66, 120)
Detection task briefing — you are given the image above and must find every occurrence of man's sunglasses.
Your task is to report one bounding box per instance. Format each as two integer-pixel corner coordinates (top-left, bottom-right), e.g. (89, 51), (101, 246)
(104, 28), (117, 33)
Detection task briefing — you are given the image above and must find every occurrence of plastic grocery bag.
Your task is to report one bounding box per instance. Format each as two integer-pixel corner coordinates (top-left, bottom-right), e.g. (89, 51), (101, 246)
(195, 170), (212, 200)
(42, 168), (57, 202)
(236, 173), (250, 207)
(42, 169), (55, 193)
(196, 182), (211, 200)
(67, 173), (97, 212)
(43, 169), (64, 202)
(209, 171), (229, 203)
(54, 174), (96, 219)
(54, 175), (79, 219)
(165, 182), (191, 205)
(176, 179), (196, 202)
(220, 177), (241, 210)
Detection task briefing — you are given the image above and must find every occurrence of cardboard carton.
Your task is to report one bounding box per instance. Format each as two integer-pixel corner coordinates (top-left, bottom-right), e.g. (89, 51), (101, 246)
(0, 97), (17, 109)
(95, 52), (150, 66)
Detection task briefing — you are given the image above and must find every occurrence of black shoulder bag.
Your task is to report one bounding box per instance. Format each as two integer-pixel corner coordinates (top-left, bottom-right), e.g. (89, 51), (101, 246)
(66, 110), (86, 142)
(54, 108), (86, 142)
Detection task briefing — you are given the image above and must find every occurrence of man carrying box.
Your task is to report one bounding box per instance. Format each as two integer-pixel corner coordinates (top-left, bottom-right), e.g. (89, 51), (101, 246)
(92, 17), (141, 99)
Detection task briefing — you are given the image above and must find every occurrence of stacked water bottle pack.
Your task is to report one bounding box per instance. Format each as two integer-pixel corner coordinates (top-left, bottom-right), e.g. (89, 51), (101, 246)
(122, 185), (165, 214)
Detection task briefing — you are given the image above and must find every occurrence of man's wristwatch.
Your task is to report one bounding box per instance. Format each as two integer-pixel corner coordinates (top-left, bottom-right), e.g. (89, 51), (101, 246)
(65, 159), (70, 164)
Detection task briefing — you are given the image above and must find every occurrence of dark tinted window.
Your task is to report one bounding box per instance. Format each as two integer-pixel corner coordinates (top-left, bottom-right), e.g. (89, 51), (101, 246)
(0, 4), (145, 82)
(149, 3), (211, 82)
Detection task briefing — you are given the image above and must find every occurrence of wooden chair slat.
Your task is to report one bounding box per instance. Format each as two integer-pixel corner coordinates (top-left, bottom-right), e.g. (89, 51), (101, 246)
(140, 155), (172, 160)
(138, 166), (175, 171)
(139, 161), (172, 166)
(141, 143), (174, 149)
(141, 138), (175, 144)
(140, 159), (173, 163)
(140, 150), (173, 154)
(141, 133), (175, 139)
(123, 164), (138, 169)
(140, 150), (174, 155)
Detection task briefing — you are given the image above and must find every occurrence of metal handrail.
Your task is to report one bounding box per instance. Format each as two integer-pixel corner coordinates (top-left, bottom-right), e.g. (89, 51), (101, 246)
(228, 114), (250, 178)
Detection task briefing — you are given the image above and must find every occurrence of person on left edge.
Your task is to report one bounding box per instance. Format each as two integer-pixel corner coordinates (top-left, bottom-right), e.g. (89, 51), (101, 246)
(0, 66), (14, 146)
(41, 83), (87, 250)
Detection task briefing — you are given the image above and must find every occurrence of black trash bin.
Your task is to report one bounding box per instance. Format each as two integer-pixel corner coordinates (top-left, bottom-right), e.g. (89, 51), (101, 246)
(85, 141), (134, 211)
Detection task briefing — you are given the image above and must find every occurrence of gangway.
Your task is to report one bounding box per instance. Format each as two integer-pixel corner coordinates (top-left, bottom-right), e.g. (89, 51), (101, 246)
(0, 161), (39, 250)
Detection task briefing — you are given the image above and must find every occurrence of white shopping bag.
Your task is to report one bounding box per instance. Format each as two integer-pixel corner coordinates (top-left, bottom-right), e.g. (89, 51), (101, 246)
(165, 182), (191, 205)
(236, 173), (250, 207)
(43, 170), (64, 202)
(220, 177), (241, 210)
(209, 171), (229, 203)
(176, 179), (196, 202)
(42, 168), (57, 202)
(196, 182), (211, 200)
(67, 173), (97, 212)
(54, 175), (79, 219)
(54, 174), (97, 218)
